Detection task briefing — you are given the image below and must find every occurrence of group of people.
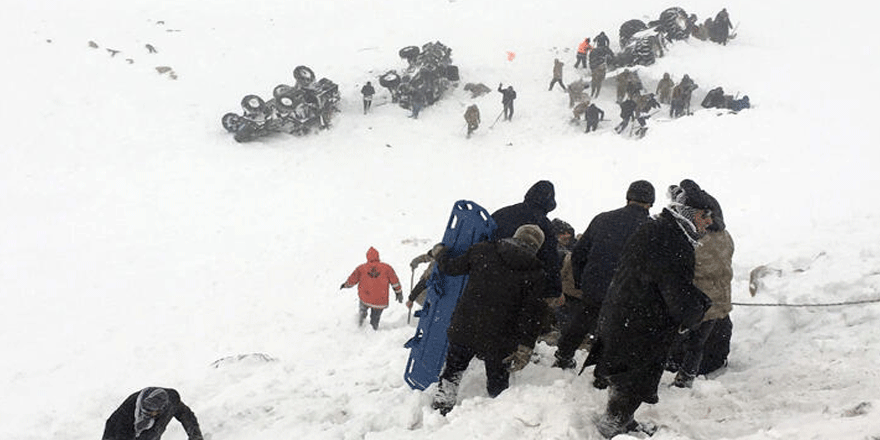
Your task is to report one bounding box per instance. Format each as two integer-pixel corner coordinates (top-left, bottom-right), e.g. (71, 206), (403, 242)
(385, 179), (733, 438)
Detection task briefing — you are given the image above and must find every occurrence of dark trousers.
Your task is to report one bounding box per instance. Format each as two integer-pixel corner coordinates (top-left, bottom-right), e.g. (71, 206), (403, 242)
(440, 342), (510, 397)
(549, 78), (566, 91)
(358, 302), (384, 330)
(503, 103), (514, 121)
(574, 53), (587, 68)
(362, 97), (372, 114)
(555, 297), (602, 360)
(585, 118), (599, 133)
(679, 320), (717, 376)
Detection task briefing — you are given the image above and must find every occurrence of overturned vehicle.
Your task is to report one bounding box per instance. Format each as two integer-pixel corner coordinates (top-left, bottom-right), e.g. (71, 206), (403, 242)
(378, 41), (459, 111)
(221, 66), (340, 142)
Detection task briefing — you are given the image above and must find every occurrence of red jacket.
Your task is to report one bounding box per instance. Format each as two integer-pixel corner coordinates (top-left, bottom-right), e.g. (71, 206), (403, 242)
(344, 247), (402, 308)
(577, 40), (593, 55)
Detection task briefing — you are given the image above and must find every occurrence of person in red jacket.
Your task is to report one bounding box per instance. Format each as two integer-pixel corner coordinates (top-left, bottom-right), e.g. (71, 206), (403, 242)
(340, 247), (404, 330)
(575, 37), (593, 68)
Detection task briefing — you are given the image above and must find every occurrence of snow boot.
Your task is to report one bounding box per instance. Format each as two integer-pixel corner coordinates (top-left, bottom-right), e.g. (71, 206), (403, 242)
(672, 371), (695, 388)
(431, 378), (459, 416)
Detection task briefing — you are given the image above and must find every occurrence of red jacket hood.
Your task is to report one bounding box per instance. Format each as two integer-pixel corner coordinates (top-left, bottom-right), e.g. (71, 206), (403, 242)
(366, 247), (380, 262)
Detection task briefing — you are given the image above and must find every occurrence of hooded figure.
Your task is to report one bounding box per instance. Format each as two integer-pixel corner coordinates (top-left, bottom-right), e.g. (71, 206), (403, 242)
(102, 387), (203, 440)
(491, 180), (561, 297)
(341, 247), (403, 329)
(585, 179), (713, 438)
(431, 224), (551, 415)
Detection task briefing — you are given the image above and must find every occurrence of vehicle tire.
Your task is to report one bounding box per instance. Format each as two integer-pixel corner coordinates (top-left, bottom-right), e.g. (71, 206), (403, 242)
(379, 71), (400, 89)
(275, 95), (297, 113)
(399, 45), (420, 60)
(273, 84), (292, 100)
(233, 121), (258, 143)
(293, 65), (315, 84)
(241, 94), (265, 113)
(221, 113), (241, 133)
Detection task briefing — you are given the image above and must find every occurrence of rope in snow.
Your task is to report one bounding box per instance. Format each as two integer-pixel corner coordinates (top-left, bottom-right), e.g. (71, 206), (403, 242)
(732, 297), (880, 307)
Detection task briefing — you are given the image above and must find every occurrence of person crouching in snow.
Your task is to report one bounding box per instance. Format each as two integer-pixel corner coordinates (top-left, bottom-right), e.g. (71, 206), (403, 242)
(430, 224), (551, 415)
(340, 246), (403, 330)
(102, 387), (204, 440)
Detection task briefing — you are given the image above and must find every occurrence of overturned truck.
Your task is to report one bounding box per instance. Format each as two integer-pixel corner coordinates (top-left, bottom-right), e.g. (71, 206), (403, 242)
(221, 66), (340, 142)
(378, 41), (459, 111)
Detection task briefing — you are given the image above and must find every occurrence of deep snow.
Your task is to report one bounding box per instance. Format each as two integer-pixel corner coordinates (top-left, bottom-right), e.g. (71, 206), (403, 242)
(1, 0), (880, 439)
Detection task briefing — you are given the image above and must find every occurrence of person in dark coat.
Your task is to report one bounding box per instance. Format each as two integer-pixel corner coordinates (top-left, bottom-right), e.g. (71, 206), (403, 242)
(361, 81), (375, 114)
(498, 83), (517, 121)
(102, 387), (204, 440)
(586, 179), (714, 438)
(614, 99), (638, 134)
(584, 103), (605, 133)
(594, 31), (610, 49)
(430, 225), (551, 415)
(552, 181), (654, 369)
(491, 180), (561, 299)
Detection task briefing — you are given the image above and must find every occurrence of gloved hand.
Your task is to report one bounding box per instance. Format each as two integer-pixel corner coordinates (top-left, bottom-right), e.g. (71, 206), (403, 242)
(410, 260), (419, 270)
(502, 344), (533, 372)
(339, 283), (346, 290)
(406, 300), (413, 309)
(395, 291), (403, 303)
(428, 243), (446, 258)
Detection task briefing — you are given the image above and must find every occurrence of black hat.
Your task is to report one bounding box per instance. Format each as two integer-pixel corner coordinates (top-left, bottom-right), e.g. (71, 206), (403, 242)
(626, 180), (655, 204)
(670, 179), (713, 210)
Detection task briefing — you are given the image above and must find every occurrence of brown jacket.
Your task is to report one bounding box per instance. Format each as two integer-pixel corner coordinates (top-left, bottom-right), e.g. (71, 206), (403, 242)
(560, 252), (583, 299)
(693, 229), (734, 321)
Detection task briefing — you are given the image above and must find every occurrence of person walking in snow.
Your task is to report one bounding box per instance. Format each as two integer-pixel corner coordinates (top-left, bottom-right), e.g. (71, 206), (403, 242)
(464, 104), (480, 138)
(102, 387), (204, 440)
(668, 191), (734, 388)
(430, 225), (551, 415)
(585, 179), (713, 438)
(498, 83), (517, 121)
(340, 247), (404, 330)
(551, 181), (654, 370)
(549, 58), (567, 91)
(361, 81), (375, 114)
(584, 103), (605, 133)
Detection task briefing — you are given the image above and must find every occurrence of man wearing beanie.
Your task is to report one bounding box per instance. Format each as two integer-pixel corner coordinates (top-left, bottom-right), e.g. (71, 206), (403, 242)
(102, 387), (204, 440)
(552, 180), (655, 370)
(584, 179), (713, 438)
(428, 224), (551, 416)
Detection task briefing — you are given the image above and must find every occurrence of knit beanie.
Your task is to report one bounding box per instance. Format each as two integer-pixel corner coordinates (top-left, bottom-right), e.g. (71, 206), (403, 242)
(626, 180), (655, 204)
(514, 224), (545, 254)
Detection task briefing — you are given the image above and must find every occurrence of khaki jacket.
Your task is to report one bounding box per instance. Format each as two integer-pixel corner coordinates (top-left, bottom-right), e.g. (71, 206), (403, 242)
(693, 229), (734, 321)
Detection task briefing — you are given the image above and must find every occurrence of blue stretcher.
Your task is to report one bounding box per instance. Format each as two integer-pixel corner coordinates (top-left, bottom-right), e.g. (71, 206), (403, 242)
(403, 200), (496, 390)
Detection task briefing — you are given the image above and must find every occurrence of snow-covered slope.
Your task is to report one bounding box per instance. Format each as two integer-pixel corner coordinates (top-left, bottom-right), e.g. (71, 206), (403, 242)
(1, 0), (879, 439)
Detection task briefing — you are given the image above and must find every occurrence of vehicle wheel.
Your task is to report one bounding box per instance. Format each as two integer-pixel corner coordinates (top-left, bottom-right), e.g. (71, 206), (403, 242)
(399, 45), (420, 60)
(276, 95), (297, 113)
(221, 113), (241, 133)
(273, 84), (292, 100)
(233, 121), (258, 143)
(241, 94), (265, 113)
(293, 66), (315, 85)
(379, 71), (400, 89)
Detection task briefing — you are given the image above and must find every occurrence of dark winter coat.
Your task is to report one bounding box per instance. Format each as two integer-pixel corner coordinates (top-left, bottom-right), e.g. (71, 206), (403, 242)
(498, 85), (517, 104)
(586, 209), (711, 403)
(361, 83), (375, 97)
(571, 203), (651, 306)
(491, 180), (560, 297)
(619, 99), (637, 119)
(102, 388), (203, 440)
(438, 239), (550, 357)
(588, 46), (614, 70)
(585, 104), (605, 123)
